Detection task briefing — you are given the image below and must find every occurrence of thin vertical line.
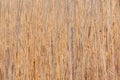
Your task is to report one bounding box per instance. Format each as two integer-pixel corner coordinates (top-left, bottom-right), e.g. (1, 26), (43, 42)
(95, 0), (99, 80)
(13, 0), (23, 80)
(66, 0), (73, 80)
(41, 0), (46, 80)
(81, 0), (86, 80)
(110, 0), (116, 79)
(4, 0), (9, 79)
(88, 0), (93, 38)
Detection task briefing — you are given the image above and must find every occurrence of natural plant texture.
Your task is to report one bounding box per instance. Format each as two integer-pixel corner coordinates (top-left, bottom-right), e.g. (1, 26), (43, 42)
(0, 0), (120, 80)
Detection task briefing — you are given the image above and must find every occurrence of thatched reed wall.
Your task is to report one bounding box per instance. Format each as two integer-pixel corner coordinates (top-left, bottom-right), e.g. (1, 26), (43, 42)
(0, 0), (120, 80)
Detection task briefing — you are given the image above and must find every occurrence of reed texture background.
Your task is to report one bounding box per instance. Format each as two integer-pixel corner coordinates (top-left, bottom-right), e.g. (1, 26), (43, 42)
(0, 0), (120, 80)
